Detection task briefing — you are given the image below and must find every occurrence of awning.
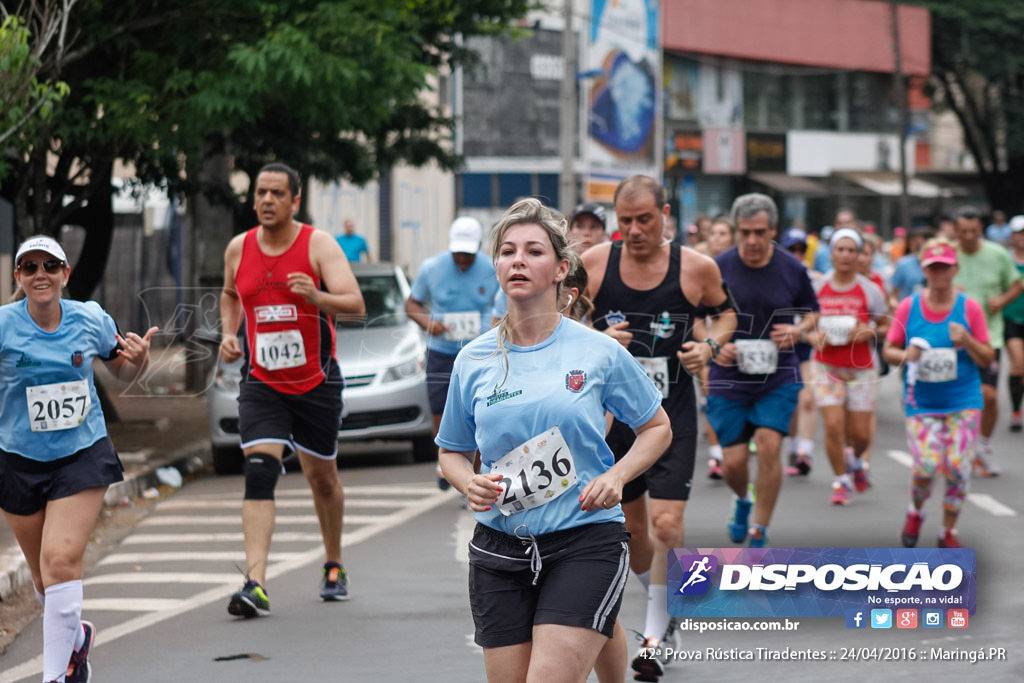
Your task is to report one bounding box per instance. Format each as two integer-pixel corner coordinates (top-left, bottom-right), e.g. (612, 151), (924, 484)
(749, 173), (828, 196)
(839, 172), (968, 198)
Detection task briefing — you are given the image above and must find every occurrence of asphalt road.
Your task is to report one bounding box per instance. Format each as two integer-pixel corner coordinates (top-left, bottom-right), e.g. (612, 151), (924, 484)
(1, 372), (1021, 682)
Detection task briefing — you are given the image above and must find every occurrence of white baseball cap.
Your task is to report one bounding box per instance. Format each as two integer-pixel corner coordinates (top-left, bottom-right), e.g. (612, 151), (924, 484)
(1010, 215), (1024, 233)
(448, 216), (483, 254)
(15, 236), (68, 266)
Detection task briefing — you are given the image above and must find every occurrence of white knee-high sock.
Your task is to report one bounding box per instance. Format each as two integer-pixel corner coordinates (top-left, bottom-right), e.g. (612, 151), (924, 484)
(634, 569), (651, 590)
(43, 580), (82, 682)
(643, 584), (670, 642)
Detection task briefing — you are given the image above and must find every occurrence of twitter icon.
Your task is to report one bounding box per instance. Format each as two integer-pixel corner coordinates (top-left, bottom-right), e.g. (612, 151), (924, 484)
(870, 609), (892, 629)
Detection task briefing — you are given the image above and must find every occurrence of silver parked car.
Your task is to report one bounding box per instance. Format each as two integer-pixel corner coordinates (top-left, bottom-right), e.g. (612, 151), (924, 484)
(206, 262), (435, 474)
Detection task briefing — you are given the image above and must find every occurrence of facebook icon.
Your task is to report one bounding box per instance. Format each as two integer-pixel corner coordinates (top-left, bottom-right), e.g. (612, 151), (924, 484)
(845, 609), (867, 629)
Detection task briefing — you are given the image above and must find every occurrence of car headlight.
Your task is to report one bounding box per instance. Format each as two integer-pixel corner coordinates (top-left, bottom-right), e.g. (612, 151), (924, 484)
(382, 356), (424, 383)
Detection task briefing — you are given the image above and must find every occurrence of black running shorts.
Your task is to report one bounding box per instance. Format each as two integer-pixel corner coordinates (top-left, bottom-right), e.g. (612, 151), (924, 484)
(468, 521), (630, 648)
(607, 420), (696, 503)
(238, 377), (342, 458)
(0, 437), (123, 516)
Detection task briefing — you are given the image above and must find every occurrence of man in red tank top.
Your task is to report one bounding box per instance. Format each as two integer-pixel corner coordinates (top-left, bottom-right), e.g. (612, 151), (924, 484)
(219, 163), (365, 617)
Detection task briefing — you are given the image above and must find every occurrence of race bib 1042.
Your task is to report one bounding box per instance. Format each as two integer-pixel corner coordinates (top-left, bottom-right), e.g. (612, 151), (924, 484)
(255, 329), (307, 371)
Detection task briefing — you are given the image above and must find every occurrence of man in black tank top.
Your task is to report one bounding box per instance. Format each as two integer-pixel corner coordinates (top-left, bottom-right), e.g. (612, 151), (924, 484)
(583, 175), (735, 682)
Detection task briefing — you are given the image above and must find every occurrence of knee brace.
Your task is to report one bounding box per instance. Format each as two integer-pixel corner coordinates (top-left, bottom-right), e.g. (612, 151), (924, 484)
(244, 453), (281, 501)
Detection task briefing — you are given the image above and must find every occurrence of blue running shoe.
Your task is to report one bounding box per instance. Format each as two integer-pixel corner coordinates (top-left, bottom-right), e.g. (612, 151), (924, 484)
(727, 487), (754, 543)
(748, 525), (767, 548)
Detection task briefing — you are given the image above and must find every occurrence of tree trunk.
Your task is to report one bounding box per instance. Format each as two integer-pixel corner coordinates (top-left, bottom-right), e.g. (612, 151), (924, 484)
(65, 161), (114, 301)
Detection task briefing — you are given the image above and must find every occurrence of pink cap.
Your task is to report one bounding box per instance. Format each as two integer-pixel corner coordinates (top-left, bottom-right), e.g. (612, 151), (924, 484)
(920, 243), (957, 267)
(894, 227), (907, 236)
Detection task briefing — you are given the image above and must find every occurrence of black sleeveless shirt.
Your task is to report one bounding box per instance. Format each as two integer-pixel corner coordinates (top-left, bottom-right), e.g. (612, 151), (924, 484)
(592, 242), (699, 433)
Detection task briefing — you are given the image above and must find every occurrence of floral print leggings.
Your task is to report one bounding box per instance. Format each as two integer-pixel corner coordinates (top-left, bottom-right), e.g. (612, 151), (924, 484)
(904, 409), (980, 514)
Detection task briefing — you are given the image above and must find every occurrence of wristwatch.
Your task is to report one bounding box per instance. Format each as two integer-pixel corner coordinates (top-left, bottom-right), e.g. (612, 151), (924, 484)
(703, 337), (721, 359)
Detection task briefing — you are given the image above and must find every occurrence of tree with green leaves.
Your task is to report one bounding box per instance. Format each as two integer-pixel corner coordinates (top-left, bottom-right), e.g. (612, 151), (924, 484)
(0, 2), (75, 169)
(1, 0), (533, 299)
(922, 0), (1024, 213)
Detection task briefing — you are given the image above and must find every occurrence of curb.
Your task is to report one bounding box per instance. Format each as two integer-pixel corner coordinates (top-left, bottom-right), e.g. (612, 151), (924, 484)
(0, 440), (211, 602)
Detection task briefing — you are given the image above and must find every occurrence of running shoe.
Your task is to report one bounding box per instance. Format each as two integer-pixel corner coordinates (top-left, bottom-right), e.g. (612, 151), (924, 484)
(64, 620), (95, 683)
(830, 481), (851, 506)
(727, 487), (754, 543)
(901, 510), (923, 548)
(938, 528), (961, 548)
(228, 579), (270, 618)
(785, 453), (812, 477)
(658, 619), (682, 668)
(1011, 411), (1022, 433)
(631, 636), (664, 682)
(320, 562), (350, 601)
(436, 464), (451, 491)
(707, 458), (723, 480)
(972, 444), (1001, 477)
(852, 466), (871, 493)
(748, 525), (768, 548)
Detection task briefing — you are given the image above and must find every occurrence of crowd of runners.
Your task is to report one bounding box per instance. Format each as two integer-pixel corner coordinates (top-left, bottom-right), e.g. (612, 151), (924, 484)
(6, 162), (1019, 683)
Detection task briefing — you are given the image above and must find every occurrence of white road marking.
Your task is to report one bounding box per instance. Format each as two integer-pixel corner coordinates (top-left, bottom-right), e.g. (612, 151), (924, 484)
(139, 514), (386, 526)
(97, 551), (308, 566)
(453, 509), (475, 568)
(885, 449), (914, 468)
(966, 493), (1018, 517)
(84, 572), (240, 586)
(886, 449), (1018, 517)
(83, 598), (184, 612)
(0, 486), (459, 683)
(154, 498), (400, 510)
(120, 531), (326, 544)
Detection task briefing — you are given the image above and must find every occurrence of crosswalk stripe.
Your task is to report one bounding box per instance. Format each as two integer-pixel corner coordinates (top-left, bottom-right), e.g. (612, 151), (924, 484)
(85, 572), (240, 586)
(155, 497), (418, 511)
(0, 485), (459, 683)
(139, 514), (387, 526)
(83, 598), (183, 612)
(97, 551), (309, 565)
(121, 532), (324, 544)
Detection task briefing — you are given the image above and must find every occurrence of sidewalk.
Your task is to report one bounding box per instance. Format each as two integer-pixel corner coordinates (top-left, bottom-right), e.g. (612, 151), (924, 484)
(0, 345), (212, 600)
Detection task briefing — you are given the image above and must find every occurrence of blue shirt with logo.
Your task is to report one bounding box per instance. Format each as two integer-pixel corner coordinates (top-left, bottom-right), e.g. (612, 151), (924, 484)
(436, 317), (662, 536)
(0, 299), (119, 460)
(409, 251), (499, 355)
(890, 253), (925, 303)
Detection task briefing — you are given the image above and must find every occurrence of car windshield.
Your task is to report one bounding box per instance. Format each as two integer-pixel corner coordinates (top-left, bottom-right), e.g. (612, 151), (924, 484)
(338, 274), (406, 328)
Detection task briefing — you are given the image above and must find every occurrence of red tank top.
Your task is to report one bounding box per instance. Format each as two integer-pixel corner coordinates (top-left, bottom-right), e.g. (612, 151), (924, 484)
(235, 224), (337, 394)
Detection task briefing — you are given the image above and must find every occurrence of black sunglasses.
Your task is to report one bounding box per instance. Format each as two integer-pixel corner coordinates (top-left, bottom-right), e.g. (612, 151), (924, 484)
(18, 259), (65, 274)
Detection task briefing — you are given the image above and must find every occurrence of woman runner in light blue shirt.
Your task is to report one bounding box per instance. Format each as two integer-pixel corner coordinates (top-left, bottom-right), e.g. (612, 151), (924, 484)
(438, 198), (670, 683)
(0, 236), (156, 683)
